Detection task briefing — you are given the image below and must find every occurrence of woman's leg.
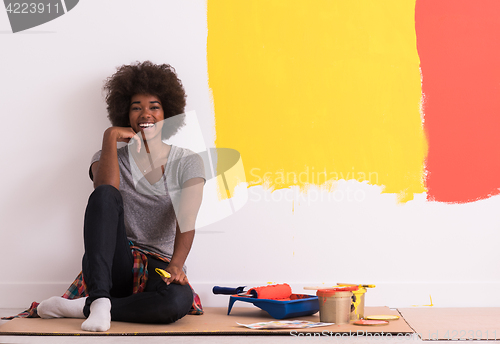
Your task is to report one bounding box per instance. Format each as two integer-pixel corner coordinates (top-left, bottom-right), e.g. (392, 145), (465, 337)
(81, 184), (134, 331)
(109, 257), (193, 324)
(40, 186), (191, 328)
(38, 185), (133, 330)
(82, 184), (134, 303)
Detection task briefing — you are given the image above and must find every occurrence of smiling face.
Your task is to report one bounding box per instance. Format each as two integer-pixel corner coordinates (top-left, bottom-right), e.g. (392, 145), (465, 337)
(129, 94), (165, 141)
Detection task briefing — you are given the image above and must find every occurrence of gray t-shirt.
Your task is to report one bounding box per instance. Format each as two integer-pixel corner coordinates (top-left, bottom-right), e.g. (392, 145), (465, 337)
(90, 145), (205, 271)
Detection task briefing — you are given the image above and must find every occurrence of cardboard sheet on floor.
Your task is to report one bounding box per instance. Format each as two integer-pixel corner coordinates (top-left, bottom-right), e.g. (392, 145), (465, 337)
(398, 308), (500, 341)
(0, 307), (413, 336)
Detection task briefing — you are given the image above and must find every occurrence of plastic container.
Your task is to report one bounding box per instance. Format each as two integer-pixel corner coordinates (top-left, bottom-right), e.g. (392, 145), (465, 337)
(351, 287), (367, 320)
(316, 289), (353, 324)
(227, 294), (319, 319)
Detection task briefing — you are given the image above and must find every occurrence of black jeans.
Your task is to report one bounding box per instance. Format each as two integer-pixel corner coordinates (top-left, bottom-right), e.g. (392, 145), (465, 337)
(82, 185), (193, 324)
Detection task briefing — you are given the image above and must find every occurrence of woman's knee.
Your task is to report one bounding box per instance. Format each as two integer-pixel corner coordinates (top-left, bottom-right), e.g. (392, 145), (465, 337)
(83, 184), (125, 238)
(88, 185), (122, 208)
(156, 284), (193, 323)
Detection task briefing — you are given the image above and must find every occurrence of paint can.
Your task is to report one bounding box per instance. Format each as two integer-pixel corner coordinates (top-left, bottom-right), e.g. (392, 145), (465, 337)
(351, 287), (367, 320)
(316, 289), (353, 324)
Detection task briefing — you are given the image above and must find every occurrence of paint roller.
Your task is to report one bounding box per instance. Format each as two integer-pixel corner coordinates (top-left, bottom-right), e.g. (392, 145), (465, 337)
(213, 283), (293, 300)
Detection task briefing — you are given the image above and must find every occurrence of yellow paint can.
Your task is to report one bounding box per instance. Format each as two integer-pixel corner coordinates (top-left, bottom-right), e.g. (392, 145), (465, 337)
(351, 288), (367, 320)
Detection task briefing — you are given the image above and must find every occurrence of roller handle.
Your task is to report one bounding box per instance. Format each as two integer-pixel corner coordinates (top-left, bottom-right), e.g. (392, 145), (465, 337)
(212, 286), (246, 295)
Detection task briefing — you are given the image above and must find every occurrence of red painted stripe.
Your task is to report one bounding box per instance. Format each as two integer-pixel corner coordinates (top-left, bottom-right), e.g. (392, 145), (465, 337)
(416, 0), (500, 203)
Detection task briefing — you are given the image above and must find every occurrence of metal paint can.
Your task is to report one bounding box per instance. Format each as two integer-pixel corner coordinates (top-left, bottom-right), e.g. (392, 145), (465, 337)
(316, 289), (353, 324)
(351, 287), (367, 320)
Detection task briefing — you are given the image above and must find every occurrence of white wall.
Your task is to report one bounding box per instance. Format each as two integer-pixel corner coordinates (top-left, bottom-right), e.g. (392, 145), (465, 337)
(1, 0), (499, 310)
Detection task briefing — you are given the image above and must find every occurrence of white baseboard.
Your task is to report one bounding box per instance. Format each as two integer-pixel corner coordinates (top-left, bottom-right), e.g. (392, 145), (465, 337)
(2, 282), (499, 309)
(0, 283), (71, 308)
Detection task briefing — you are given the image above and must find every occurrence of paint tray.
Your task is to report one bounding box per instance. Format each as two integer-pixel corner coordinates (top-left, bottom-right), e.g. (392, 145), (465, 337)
(227, 294), (319, 319)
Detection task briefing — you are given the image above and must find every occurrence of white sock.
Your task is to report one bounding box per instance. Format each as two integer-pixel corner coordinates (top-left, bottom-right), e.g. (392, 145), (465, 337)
(37, 296), (86, 319)
(81, 298), (111, 332)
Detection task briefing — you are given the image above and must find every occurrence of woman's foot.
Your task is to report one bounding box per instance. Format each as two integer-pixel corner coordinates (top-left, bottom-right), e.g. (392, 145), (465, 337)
(37, 296), (86, 319)
(81, 298), (111, 332)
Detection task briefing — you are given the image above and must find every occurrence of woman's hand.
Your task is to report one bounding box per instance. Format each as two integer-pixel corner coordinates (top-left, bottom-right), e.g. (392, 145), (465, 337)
(162, 264), (189, 285)
(104, 126), (142, 153)
(93, 126), (142, 189)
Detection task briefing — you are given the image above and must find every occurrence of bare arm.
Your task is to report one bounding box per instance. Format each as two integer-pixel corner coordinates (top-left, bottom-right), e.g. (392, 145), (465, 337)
(164, 177), (204, 285)
(92, 127), (140, 189)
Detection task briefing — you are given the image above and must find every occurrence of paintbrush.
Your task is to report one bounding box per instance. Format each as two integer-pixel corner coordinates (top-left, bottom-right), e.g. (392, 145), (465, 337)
(304, 286), (359, 291)
(337, 283), (376, 288)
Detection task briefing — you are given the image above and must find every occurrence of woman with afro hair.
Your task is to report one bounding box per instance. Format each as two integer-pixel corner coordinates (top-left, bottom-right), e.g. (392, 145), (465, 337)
(36, 61), (205, 331)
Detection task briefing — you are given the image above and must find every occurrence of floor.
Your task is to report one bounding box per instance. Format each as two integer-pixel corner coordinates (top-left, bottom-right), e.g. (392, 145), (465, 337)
(0, 308), (491, 344)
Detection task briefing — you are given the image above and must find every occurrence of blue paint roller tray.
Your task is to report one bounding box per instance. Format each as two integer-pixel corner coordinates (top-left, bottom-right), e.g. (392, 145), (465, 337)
(227, 294), (319, 319)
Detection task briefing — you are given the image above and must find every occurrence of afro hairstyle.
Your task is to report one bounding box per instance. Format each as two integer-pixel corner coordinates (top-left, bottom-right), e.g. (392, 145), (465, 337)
(104, 61), (186, 140)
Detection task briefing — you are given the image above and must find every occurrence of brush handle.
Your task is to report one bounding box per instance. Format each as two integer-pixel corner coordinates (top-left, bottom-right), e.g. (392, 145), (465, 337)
(304, 286), (335, 290)
(305, 286), (359, 291)
(212, 286), (246, 295)
(338, 283), (376, 288)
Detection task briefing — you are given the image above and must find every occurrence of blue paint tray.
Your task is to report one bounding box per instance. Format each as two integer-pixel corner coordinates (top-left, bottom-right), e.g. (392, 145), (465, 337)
(227, 294), (319, 319)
